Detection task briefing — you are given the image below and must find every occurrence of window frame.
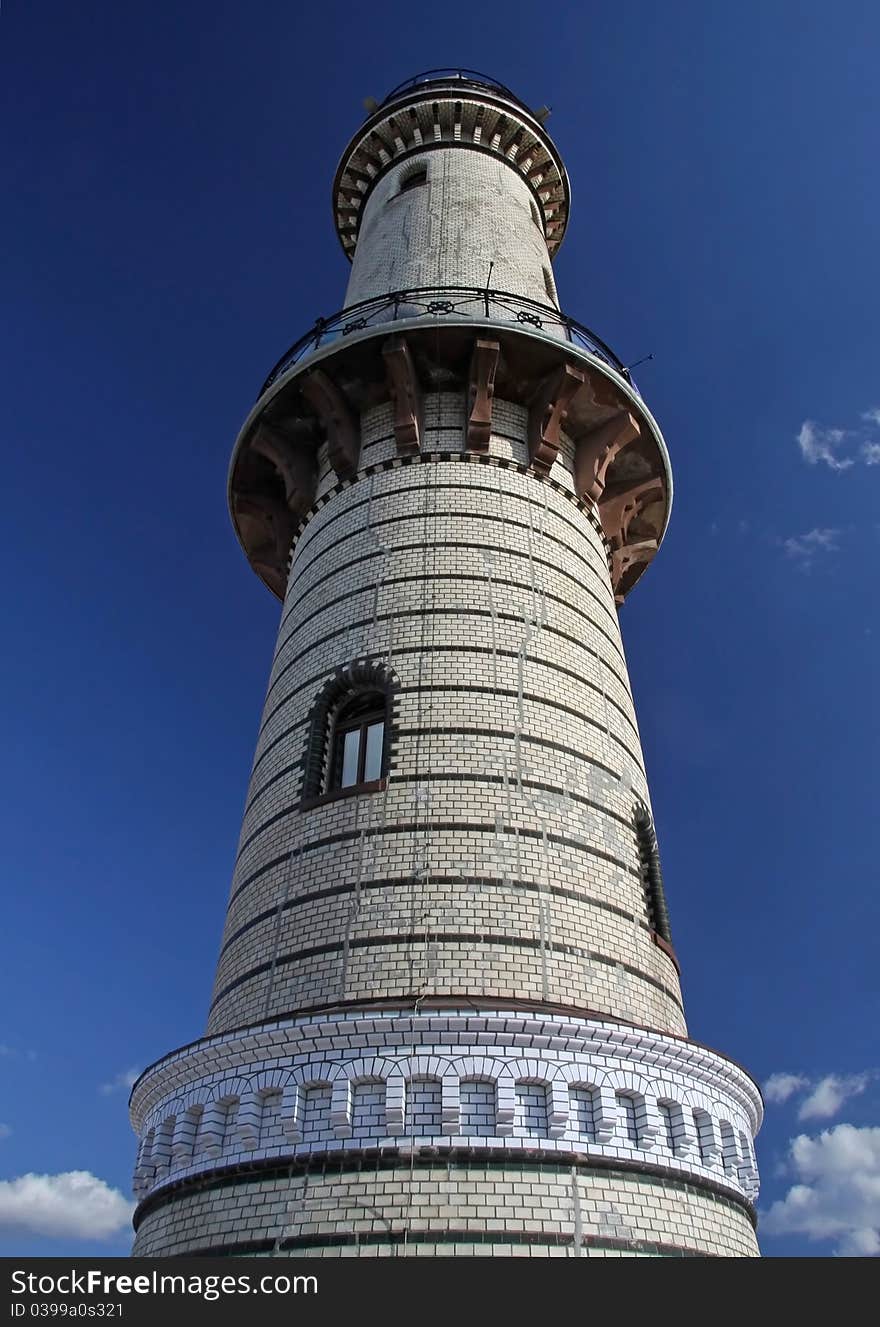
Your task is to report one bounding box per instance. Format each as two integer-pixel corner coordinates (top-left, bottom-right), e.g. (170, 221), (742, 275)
(328, 694), (386, 793)
(300, 661), (398, 810)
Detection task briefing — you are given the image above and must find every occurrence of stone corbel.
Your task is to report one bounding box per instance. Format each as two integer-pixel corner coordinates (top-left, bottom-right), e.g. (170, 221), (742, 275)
(527, 362), (585, 475)
(233, 492), (297, 554)
(299, 368), (359, 479)
(249, 560), (287, 600)
(383, 336), (422, 454)
(574, 411), (641, 503)
(610, 539), (658, 599)
(232, 493), (296, 597)
(466, 338), (500, 451)
(250, 423), (317, 516)
(598, 478), (664, 550)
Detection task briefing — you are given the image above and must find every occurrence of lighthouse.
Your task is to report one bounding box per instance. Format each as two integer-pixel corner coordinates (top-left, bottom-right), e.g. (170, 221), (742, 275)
(130, 70), (762, 1258)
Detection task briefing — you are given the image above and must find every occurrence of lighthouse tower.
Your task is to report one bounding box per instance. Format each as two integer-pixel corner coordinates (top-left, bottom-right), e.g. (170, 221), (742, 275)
(130, 70), (761, 1258)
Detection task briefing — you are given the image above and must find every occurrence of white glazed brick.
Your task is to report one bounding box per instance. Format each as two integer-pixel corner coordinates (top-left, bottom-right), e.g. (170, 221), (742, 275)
(131, 1010), (762, 1219)
(133, 1163), (759, 1258)
(202, 391), (672, 1037)
(133, 84), (760, 1257)
(344, 151), (561, 321)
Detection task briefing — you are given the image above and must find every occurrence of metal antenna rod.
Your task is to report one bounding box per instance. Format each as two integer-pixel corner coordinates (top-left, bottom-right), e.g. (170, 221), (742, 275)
(622, 352), (655, 372)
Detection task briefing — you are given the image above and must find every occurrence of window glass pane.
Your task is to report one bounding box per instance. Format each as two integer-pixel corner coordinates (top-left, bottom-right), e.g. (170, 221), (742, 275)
(363, 721), (384, 782)
(340, 728), (360, 787)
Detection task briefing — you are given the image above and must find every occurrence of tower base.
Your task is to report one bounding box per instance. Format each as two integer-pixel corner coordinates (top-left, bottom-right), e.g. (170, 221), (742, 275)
(130, 1008), (761, 1257)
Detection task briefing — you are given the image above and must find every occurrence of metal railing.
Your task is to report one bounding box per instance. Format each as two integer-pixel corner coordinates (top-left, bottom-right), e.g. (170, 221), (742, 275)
(377, 69), (524, 110)
(259, 286), (637, 398)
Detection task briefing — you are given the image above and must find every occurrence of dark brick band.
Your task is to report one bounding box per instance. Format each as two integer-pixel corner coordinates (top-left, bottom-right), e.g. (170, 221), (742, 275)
(291, 452), (610, 571)
(284, 533), (613, 642)
(209, 929), (684, 1015)
(218, 871), (654, 959)
(234, 810), (643, 877)
(254, 636), (636, 780)
(173, 1229), (716, 1257)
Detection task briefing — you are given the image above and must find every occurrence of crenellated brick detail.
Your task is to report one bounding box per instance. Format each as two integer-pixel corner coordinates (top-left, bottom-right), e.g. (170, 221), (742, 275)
(130, 1010), (761, 1221)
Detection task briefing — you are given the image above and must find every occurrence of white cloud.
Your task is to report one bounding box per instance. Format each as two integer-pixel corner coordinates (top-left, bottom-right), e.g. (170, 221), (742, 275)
(98, 1068), (140, 1096)
(0, 1045), (37, 1061)
(0, 1124), (11, 1140)
(798, 1074), (871, 1121)
(764, 1070), (873, 1120)
(796, 410), (880, 470)
(783, 528), (840, 562)
(765, 1072), (809, 1104)
(838, 1227), (880, 1256)
(0, 1171), (133, 1240)
(762, 1124), (880, 1256)
(796, 420), (854, 470)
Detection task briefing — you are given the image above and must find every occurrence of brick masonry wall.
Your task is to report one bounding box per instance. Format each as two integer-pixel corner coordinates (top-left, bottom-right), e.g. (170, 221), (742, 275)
(130, 1010), (761, 1258)
(132, 1163), (759, 1258)
(206, 394), (684, 1038)
(132, 85), (762, 1257)
(344, 150), (560, 314)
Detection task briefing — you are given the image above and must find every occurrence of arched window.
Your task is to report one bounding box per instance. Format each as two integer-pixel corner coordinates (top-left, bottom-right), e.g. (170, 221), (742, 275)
(398, 162), (427, 195)
(328, 691), (386, 791)
(634, 801), (673, 945)
(300, 660), (398, 806)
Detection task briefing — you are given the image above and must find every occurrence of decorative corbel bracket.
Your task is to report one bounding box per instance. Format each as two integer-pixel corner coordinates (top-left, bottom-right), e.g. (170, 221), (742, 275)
(527, 361), (585, 475)
(249, 559), (288, 600)
(299, 368), (359, 479)
(466, 338), (500, 451)
(250, 423), (317, 517)
(574, 411), (641, 504)
(383, 336), (422, 454)
(233, 492), (297, 552)
(599, 477), (664, 550)
(610, 539), (658, 600)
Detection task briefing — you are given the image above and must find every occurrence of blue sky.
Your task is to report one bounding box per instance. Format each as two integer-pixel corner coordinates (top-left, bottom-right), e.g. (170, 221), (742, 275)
(1, 1), (878, 1257)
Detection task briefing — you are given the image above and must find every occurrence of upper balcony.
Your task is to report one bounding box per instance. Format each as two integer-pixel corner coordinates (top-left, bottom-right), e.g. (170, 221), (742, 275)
(258, 286), (640, 399)
(375, 69), (534, 115)
(228, 292), (672, 607)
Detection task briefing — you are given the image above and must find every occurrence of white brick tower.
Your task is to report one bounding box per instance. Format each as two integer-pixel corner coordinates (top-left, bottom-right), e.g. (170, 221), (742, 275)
(130, 70), (761, 1258)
